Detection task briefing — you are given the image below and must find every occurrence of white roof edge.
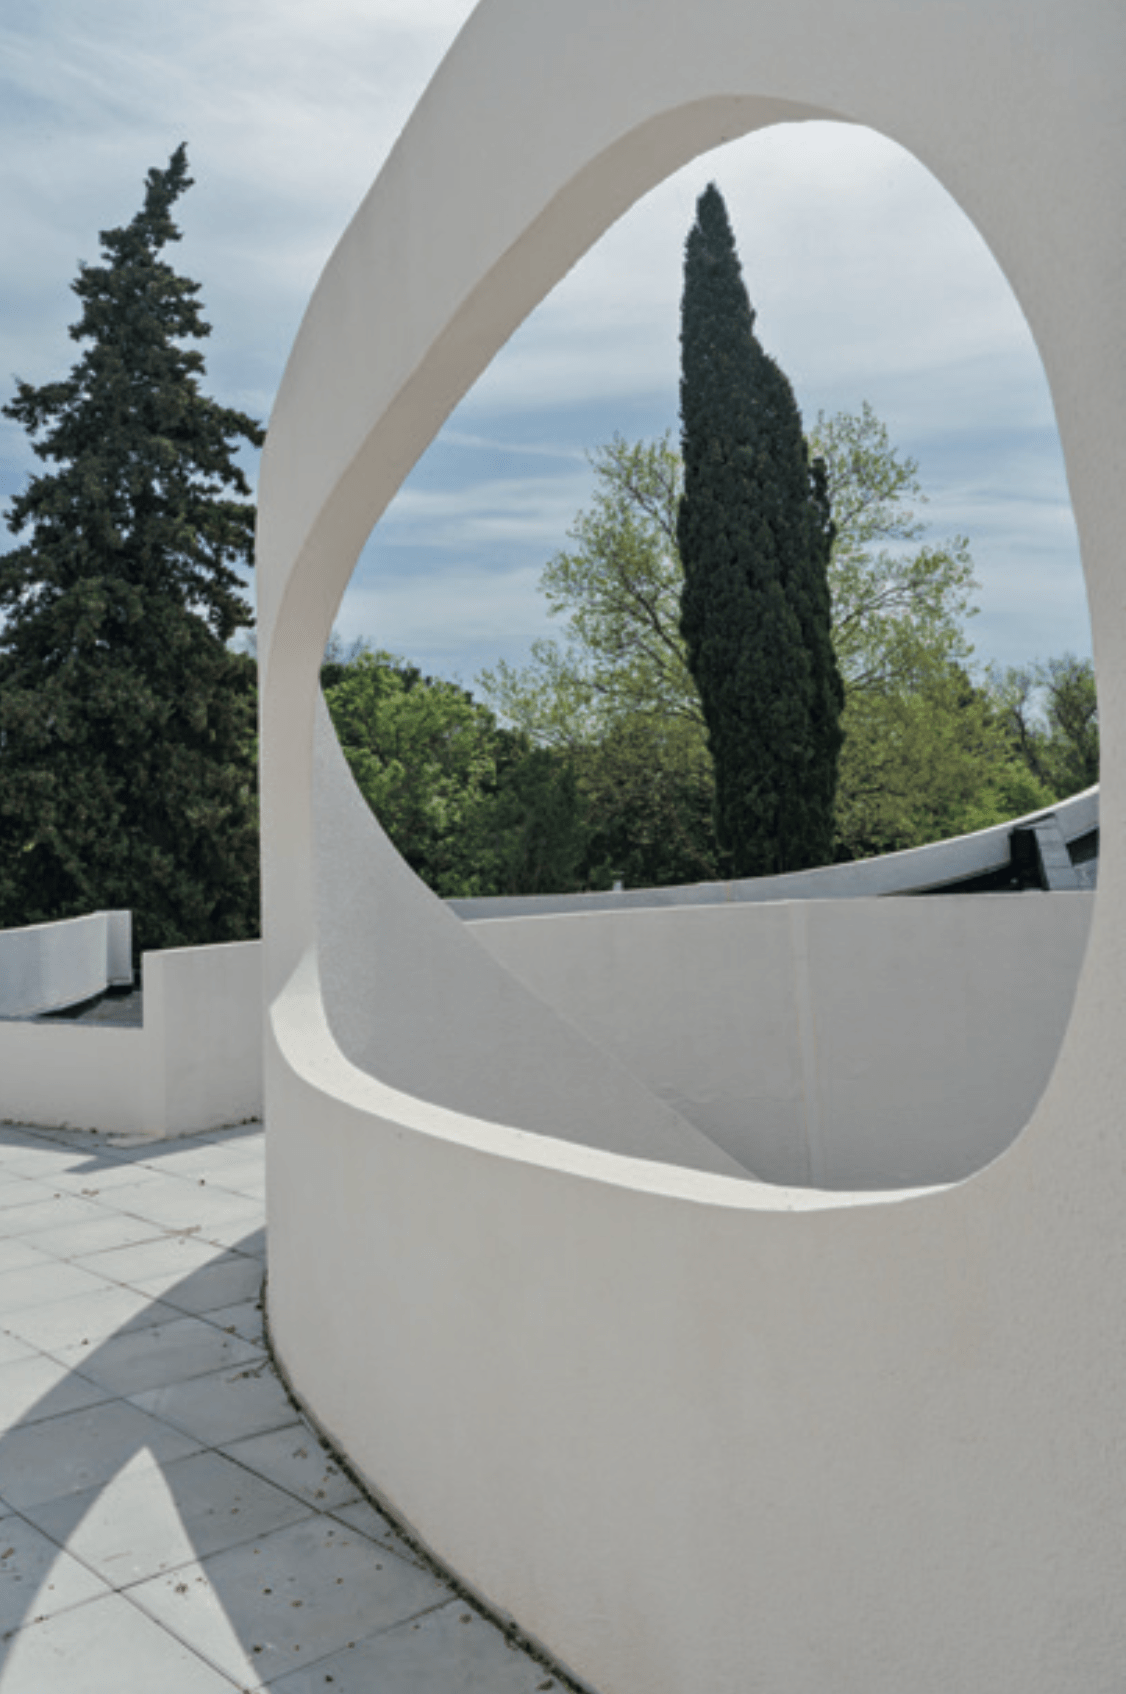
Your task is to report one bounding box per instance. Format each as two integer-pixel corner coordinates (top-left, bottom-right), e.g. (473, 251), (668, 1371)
(451, 787), (1100, 920)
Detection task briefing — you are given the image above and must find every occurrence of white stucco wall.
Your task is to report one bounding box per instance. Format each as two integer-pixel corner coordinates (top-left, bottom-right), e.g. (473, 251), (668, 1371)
(258, 2), (1126, 1690)
(471, 894), (1093, 1189)
(0, 910), (132, 1019)
(0, 939), (262, 1137)
(0, 1020), (155, 1136)
(144, 940), (263, 1137)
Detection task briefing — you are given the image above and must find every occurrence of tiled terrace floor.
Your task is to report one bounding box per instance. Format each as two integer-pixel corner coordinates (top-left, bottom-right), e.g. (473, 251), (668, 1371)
(0, 1121), (563, 1692)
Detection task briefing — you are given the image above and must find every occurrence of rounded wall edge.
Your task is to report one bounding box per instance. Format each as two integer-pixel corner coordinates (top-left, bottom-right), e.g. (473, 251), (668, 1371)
(264, 1018), (1126, 1694)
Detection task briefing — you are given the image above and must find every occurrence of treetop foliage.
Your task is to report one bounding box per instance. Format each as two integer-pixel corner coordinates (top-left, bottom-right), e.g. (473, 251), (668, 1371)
(2, 144), (262, 654)
(810, 402), (977, 694)
(986, 654), (1098, 800)
(676, 182), (841, 876)
(323, 642), (588, 899)
(476, 401), (1094, 880)
(480, 434), (697, 747)
(0, 146), (262, 951)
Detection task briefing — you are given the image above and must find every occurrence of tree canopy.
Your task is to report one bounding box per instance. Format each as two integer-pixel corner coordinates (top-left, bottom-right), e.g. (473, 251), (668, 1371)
(478, 401), (1016, 875)
(809, 402), (978, 694)
(322, 642), (587, 899)
(986, 654), (1098, 800)
(0, 146), (262, 951)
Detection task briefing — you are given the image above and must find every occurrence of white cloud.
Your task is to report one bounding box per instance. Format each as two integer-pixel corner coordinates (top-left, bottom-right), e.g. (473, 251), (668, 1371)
(0, 7), (1090, 680)
(379, 471), (592, 550)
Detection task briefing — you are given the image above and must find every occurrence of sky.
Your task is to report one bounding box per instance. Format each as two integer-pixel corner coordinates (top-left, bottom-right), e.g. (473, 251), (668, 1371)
(0, 0), (1091, 692)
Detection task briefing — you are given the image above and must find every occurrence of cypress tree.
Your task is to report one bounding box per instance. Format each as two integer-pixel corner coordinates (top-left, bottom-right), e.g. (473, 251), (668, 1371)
(677, 183), (842, 875)
(0, 146), (262, 953)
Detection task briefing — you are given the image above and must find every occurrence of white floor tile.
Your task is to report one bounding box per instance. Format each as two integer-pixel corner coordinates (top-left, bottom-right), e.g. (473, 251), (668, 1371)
(220, 1426), (361, 1512)
(268, 1598), (561, 1694)
(50, 1162), (165, 1194)
(0, 1125), (574, 1694)
(0, 1239), (53, 1277)
(0, 1260), (118, 1318)
(127, 1514), (448, 1686)
(0, 1195), (108, 1235)
(147, 1256), (264, 1318)
(25, 1447), (313, 1588)
(0, 1589), (240, 1692)
(55, 1315), (264, 1397)
(203, 1300), (265, 1346)
(327, 1499), (429, 1569)
(0, 1513), (111, 1634)
(0, 1332), (38, 1368)
(1, 1284), (179, 1353)
(74, 1234), (225, 1289)
(130, 1360), (297, 1446)
(0, 1353), (112, 1427)
(192, 1216), (266, 1255)
(21, 1212), (167, 1261)
(111, 1182), (266, 1234)
(0, 1398), (200, 1510)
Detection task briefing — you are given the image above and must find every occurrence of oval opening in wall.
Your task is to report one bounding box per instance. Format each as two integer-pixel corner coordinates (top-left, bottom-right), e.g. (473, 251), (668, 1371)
(316, 118), (1095, 1193)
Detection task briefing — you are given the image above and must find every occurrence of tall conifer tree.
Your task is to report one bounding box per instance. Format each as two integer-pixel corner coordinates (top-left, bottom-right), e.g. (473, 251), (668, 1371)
(0, 146), (262, 952)
(677, 183), (842, 875)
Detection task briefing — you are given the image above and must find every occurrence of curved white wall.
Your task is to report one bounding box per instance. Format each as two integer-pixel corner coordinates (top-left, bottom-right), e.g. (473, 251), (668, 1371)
(0, 940), (262, 1138)
(471, 893), (1093, 1189)
(0, 910), (131, 1019)
(259, 3), (1126, 1691)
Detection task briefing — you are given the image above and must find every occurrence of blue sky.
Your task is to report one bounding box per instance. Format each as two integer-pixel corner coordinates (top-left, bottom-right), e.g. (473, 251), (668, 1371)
(0, 0), (1090, 690)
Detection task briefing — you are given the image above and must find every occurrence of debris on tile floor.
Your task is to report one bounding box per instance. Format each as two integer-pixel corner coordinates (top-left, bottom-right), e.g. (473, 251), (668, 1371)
(0, 1121), (571, 1692)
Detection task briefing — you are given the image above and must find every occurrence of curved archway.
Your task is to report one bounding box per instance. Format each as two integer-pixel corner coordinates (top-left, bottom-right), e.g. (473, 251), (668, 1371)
(259, 4), (1126, 1689)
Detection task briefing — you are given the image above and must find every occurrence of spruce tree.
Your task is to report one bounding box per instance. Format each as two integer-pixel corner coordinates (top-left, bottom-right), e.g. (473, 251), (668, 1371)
(677, 183), (842, 875)
(0, 146), (262, 953)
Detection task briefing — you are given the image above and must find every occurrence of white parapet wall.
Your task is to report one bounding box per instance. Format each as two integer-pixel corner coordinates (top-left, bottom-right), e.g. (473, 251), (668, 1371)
(144, 940), (263, 1137)
(0, 938), (262, 1138)
(0, 910), (133, 1019)
(470, 894), (1094, 1189)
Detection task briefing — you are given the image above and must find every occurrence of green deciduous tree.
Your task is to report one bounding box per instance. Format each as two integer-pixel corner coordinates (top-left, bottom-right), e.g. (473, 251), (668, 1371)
(480, 435), (697, 745)
(573, 714), (720, 889)
(479, 406), (997, 879)
(833, 665), (1050, 859)
(0, 147), (262, 952)
(803, 402), (1000, 855)
(323, 644), (586, 898)
(986, 653), (1098, 800)
(477, 435), (721, 889)
(677, 183), (842, 876)
(809, 401), (978, 693)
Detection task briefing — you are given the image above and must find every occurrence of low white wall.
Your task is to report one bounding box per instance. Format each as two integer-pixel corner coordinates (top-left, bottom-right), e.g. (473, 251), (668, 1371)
(0, 910), (132, 1018)
(0, 939), (262, 1138)
(470, 894), (1094, 1189)
(0, 1022), (156, 1136)
(145, 940), (263, 1137)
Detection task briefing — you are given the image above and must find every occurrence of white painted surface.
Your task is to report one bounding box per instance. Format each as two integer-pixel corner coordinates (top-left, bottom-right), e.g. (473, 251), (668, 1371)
(259, 2), (1126, 1690)
(144, 941), (263, 1138)
(0, 911), (132, 1019)
(105, 910), (132, 990)
(471, 895), (1093, 1188)
(0, 1020), (155, 1136)
(0, 941), (262, 1137)
(313, 701), (744, 1176)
